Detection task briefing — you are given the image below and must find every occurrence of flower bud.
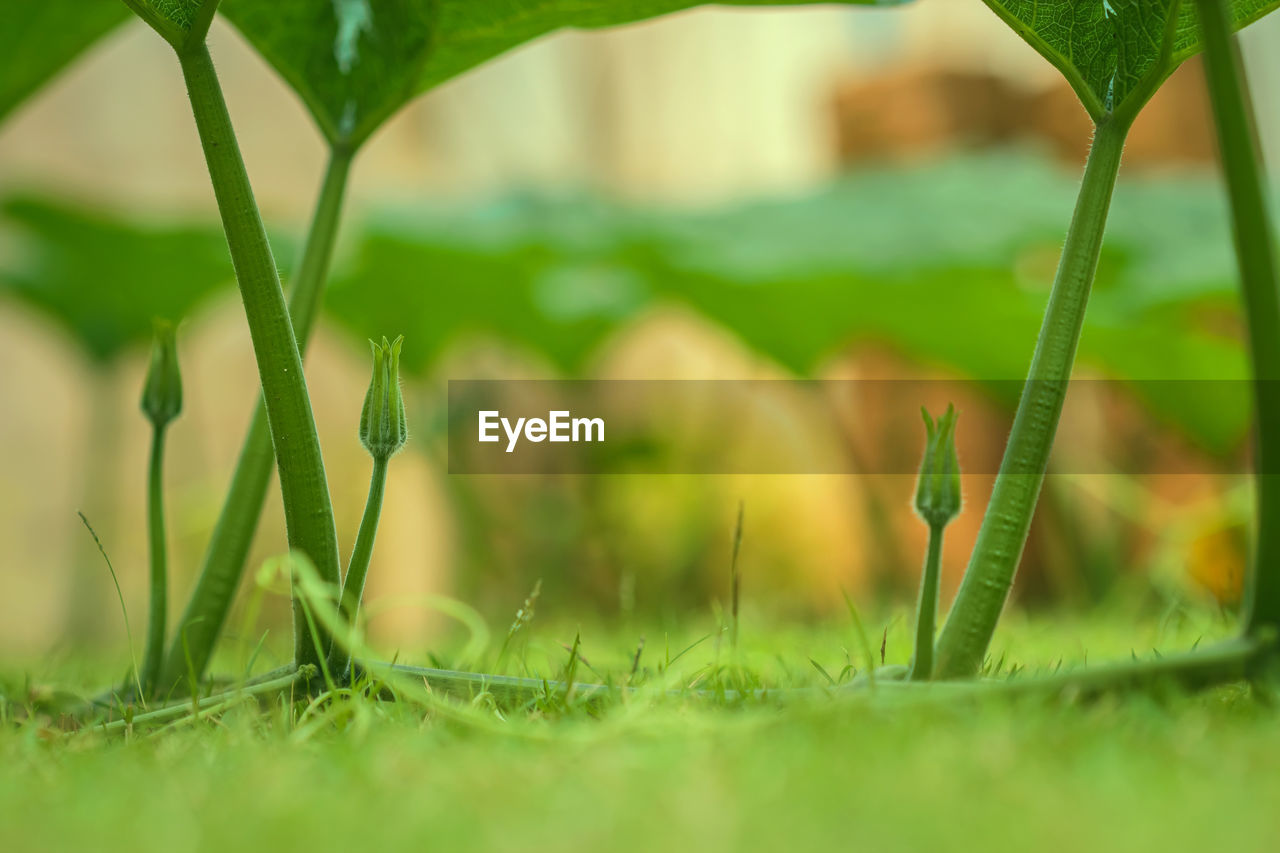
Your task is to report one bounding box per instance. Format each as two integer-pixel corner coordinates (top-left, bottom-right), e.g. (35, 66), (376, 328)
(359, 335), (407, 459)
(914, 404), (961, 528)
(141, 320), (183, 428)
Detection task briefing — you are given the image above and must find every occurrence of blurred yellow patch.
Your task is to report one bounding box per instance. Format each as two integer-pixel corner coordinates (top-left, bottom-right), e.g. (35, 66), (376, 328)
(1186, 520), (1247, 605)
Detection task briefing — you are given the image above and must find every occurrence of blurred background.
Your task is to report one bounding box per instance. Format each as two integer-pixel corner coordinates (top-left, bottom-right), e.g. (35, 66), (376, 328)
(1, 3), (1277, 663)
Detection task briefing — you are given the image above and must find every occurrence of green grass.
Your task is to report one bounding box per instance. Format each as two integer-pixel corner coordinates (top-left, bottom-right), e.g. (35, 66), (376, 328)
(1, 606), (1274, 853)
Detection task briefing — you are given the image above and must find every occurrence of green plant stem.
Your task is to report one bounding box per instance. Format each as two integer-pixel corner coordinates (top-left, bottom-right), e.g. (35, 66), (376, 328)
(177, 43), (341, 670)
(909, 522), (944, 681)
(370, 634), (1267, 705)
(83, 633), (1269, 724)
(1196, 0), (1280, 640)
(933, 117), (1131, 679)
(331, 457), (389, 676)
(142, 424), (169, 697)
(160, 145), (353, 691)
(94, 665), (314, 735)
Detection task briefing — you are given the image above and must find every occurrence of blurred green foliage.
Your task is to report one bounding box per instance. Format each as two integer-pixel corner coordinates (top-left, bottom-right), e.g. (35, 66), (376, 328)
(327, 153), (1251, 453)
(0, 196), (233, 362)
(0, 153), (1254, 446)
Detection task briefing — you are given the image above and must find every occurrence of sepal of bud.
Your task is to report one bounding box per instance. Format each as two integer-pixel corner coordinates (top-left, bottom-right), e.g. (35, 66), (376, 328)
(359, 335), (407, 459)
(914, 403), (961, 528)
(141, 320), (183, 428)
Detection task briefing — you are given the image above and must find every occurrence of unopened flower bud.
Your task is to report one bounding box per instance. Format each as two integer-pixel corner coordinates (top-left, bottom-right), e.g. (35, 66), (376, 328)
(359, 335), (407, 459)
(915, 404), (961, 528)
(141, 320), (182, 428)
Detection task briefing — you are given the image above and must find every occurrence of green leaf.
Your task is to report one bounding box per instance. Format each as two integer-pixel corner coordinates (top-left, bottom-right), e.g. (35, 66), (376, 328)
(220, 0), (437, 147)
(123, 0), (217, 49)
(982, 0), (1280, 121)
(0, 195), (234, 362)
(0, 2), (130, 123)
(221, 0), (909, 148)
(1171, 0), (1280, 60)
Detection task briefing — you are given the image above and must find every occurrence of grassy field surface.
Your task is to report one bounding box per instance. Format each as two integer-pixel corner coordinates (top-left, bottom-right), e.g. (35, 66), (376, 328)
(2, 607), (1276, 853)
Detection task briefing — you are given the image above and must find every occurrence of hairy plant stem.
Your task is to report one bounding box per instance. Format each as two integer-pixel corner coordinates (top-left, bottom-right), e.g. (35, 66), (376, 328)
(909, 523), (944, 681)
(933, 117), (1131, 679)
(160, 146), (354, 690)
(176, 43), (341, 671)
(141, 424), (169, 697)
(331, 456), (389, 676)
(1196, 0), (1280, 643)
